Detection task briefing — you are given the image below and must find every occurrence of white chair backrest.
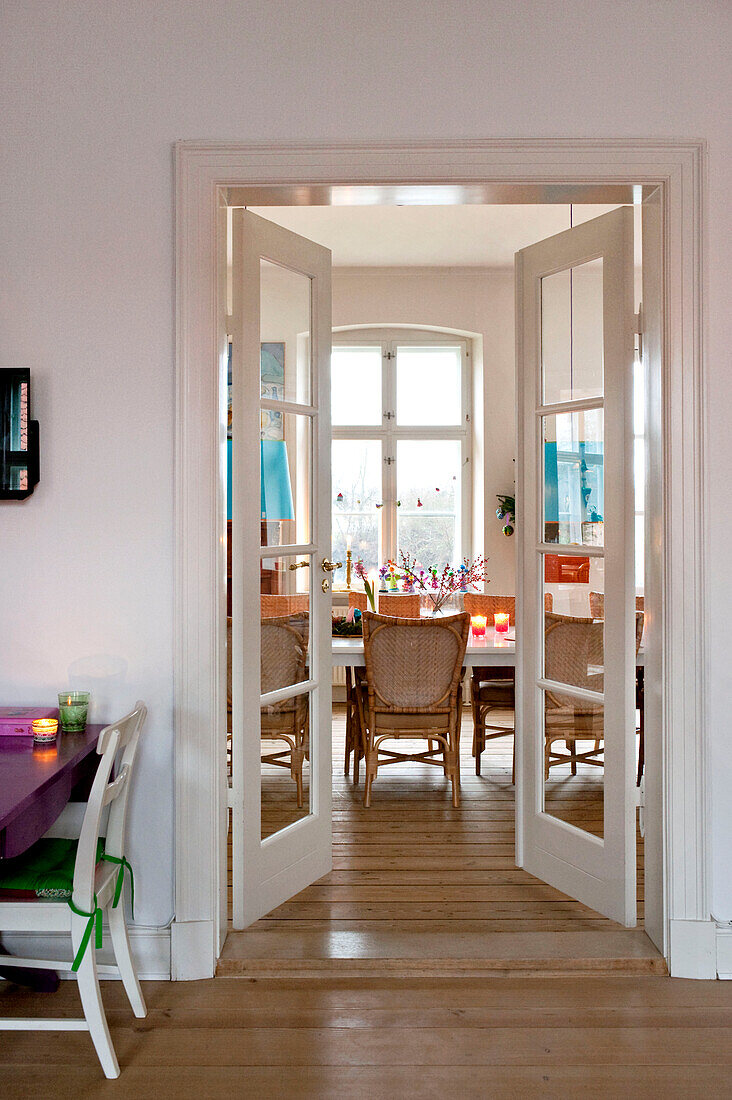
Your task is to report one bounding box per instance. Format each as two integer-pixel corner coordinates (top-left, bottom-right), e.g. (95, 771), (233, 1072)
(72, 701), (147, 909)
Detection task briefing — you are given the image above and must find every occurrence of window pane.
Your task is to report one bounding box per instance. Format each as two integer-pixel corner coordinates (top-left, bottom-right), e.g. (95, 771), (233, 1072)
(332, 439), (382, 581)
(331, 346), (382, 425)
(396, 345), (461, 425)
(397, 440), (461, 565)
(542, 259), (603, 405)
(543, 408), (604, 547)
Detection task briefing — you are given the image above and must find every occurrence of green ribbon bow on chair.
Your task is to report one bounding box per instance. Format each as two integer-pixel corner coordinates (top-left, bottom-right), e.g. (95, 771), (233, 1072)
(68, 896), (103, 972)
(67, 855), (134, 972)
(101, 853), (135, 917)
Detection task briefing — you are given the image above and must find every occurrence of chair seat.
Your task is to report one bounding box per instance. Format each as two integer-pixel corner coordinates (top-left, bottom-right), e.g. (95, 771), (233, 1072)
(0, 837), (105, 900)
(372, 711), (450, 732)
(475, 680), (515, 705)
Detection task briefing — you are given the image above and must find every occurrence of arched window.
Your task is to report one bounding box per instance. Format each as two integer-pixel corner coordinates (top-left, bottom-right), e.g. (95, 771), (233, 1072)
(330, 328), (472, 585)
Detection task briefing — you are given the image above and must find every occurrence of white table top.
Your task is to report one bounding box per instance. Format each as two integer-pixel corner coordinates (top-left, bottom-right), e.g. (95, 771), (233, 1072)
(332, 628), (644, 668)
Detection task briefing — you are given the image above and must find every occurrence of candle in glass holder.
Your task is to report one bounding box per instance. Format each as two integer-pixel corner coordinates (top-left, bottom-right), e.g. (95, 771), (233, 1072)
(494, 612), (510, 634)
(32, 717), (58, 745)
(58, 691), (90, 732)
(471, 615), (487, 638)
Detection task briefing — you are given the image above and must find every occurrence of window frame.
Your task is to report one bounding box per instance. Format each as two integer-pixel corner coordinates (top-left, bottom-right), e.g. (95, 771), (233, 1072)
(332, 327), (472, 585)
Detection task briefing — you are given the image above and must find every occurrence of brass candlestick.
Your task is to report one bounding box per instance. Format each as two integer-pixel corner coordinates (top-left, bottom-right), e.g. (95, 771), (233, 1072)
(346, 548), (352, 588)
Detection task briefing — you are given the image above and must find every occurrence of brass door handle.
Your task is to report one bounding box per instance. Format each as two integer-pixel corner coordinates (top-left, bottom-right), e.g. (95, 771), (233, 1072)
(322, 558), (342, 573)
(288, 560), (310, 571)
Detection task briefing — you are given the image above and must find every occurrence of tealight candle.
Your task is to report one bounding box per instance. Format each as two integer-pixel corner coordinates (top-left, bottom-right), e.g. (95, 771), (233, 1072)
(494, 612), (510, 634)
(471, 615), (487, 637)
(58, 691), (90, 732)
(32, 717), (58, 744)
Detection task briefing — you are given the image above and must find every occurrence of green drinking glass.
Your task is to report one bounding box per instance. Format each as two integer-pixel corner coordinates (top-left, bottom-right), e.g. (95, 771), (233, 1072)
(58, 691), (90, 732)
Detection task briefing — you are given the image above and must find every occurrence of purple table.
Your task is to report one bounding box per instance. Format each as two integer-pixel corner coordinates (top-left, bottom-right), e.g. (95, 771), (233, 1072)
(0, 725), (103, 860)
(0, 725), (102, 990)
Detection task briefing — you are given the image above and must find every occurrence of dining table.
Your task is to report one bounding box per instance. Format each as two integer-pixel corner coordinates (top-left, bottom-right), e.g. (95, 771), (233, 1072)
(332, 627), (645, 667)
(0, 723), (103, 989)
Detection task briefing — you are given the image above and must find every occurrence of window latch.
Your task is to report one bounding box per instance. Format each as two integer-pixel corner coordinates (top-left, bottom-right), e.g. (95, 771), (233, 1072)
(384, 411), (395, 420)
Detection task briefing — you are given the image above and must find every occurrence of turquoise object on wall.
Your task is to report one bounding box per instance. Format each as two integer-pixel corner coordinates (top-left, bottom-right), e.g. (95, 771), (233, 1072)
(227, 438), (295, 522)
(260, 440), (294, 521)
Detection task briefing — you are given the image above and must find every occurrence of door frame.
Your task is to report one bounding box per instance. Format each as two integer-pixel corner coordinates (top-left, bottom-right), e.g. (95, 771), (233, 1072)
(173, 139), (708, 980)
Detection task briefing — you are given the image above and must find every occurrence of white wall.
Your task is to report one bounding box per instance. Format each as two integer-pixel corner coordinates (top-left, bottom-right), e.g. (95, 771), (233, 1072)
(1, 0), (730, 926)
(332, 267), (517, 591)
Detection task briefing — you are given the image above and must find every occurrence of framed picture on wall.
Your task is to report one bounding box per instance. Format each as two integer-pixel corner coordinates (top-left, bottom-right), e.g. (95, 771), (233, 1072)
(227, 340), (286, 441)
(260, 342), (285, 440)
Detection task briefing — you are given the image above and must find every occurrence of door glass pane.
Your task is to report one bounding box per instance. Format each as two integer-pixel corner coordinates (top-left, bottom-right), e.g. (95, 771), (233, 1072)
(260, 554), (311, 697)
(260, 259), (311, 406)
(332, 439), (382, 585)
(543, 557), (604, 620)
(396, 345), (461, 425)
(332, 346), (382, 425)
(542, 689), (604, 840)
(261, 690), (311, 840)
(260, 412), (311, 549)
(543, 408), (604, 547)
(543, 577), (605, 693)
(397, 440), (461, 565)
(542, 259), (603, 405)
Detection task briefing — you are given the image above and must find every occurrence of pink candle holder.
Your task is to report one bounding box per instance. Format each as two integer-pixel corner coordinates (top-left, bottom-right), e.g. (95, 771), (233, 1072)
(494, 612), (510, 634)
(471, 615), (487, 638)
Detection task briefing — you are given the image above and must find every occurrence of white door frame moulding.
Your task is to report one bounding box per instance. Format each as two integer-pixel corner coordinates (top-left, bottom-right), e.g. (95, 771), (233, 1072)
(174, 139), (708, 980)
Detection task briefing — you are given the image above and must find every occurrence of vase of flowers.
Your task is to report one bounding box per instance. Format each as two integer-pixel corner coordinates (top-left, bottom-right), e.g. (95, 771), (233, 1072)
(354, 559), (376, 612)
(399, 552), (488, 615)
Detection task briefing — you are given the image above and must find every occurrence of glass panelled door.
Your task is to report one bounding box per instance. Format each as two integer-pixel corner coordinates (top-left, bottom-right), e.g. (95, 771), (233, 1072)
(230, 210), (332, 928)
(516, 207), (637, 926)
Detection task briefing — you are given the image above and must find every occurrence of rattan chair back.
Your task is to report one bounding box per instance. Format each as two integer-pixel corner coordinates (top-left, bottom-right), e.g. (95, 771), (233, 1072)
(463, 593), (515, 625)
(378, 593), (421, 618)
(362, 611), (469, 712)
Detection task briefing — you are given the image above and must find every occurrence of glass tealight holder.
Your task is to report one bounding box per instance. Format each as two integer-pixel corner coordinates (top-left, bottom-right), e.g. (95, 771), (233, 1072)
(58, 691), (90, 732)
(494, 612), (510, 634)
(471, 615), (487, 638)
(32, 718), (58, 745)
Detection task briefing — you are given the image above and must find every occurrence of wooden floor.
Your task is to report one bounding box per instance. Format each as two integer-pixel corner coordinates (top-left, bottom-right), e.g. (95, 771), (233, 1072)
(3, 974), (732, 1097)
(222, 707), (659, 976)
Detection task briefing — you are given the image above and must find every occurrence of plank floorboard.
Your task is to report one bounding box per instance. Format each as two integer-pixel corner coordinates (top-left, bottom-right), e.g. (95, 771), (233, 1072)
(222, 708), (656, 975)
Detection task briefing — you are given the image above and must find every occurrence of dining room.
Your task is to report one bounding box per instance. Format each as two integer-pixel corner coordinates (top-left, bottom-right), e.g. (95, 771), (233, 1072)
(222, 192), (661, 976)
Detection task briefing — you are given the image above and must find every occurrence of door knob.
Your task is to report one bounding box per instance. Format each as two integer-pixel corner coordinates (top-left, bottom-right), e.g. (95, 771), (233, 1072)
(322, 558), (342, 573)
(288, 560), (310, 570)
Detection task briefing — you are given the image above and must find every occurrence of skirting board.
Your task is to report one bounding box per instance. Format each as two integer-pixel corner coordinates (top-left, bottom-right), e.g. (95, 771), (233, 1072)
(2, 926), (171, 981)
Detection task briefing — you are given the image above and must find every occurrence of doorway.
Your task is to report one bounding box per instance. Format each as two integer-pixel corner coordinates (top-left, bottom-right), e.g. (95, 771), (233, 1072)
(172, 139), (708, 981)
(224, 195), (653, 972)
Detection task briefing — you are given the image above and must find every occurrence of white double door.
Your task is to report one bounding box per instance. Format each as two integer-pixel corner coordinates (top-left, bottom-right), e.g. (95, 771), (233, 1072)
(516, 207), (640, 927)
(229, 205), (641, 931)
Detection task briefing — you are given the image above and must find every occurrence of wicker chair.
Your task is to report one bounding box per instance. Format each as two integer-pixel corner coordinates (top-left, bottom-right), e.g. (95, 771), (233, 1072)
(589, 591), (645, 618)
(378, 592), (421, 618)
(463, 594), (516, 779)
(544, 610), (644, 778)
(344, 594), (420, 781)
(587, 593), (646, 784)
(261, 593), (309, 617)
(357, 611), (470, 808)
(230, 616), (310, 805)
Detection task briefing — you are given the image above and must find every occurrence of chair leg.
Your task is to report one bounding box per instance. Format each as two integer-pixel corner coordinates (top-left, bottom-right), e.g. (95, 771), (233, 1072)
(71, 912), (119, 1080)
(344, 668), (354, 775)
(637, 722), (645, 787)
(108, 903), (147, 1018)
(568, 739), (577, 775)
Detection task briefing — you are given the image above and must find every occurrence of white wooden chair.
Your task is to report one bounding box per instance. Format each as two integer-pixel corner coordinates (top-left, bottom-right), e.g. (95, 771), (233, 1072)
(0, 701), (147, 1079)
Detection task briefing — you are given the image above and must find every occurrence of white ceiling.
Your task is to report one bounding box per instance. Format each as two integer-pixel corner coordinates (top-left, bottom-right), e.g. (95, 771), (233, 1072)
(247, 204), (621, 267)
